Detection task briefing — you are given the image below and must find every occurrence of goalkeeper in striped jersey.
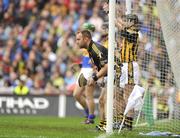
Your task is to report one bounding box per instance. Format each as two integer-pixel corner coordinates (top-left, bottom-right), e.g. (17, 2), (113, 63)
(115, 14), (140, 130)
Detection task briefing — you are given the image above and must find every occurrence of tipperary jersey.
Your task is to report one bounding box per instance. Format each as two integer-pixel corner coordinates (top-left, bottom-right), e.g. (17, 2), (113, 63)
(103, 39), (108, 49)
(81, 49), (92, 68)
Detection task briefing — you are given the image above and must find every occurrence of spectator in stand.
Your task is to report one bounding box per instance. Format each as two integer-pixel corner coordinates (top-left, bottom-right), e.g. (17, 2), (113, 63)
(14, 75), (29, 95)
(0, 0), (175, 106)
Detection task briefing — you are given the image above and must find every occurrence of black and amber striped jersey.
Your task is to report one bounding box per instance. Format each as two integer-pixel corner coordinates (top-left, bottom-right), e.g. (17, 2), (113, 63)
(87, 40), (108, 71)
(120, 27), (139, 63)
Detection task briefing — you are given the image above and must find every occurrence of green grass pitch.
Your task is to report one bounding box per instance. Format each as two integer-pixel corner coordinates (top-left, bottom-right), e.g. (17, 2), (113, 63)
(0, 116), (179, 138)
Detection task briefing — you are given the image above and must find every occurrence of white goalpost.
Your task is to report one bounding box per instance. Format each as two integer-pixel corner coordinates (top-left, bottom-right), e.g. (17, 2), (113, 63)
(106, 0), (115, 133)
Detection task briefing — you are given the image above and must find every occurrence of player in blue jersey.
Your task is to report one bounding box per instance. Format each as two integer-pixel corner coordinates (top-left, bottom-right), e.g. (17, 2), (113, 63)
(73, 23), (96, 124)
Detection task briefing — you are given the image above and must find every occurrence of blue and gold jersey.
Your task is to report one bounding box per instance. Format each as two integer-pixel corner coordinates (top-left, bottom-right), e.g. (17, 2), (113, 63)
(81, 49), (92, 68)
(103, 39), (108, 49)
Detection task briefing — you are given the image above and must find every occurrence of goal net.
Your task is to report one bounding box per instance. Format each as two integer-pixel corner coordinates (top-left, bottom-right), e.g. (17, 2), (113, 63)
(105, 0), (180, 134)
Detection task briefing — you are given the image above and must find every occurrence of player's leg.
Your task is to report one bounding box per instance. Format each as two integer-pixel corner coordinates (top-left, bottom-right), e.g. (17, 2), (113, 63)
(123, 83), (134, 130)
(123, 62), (140, 130)
(99, 87), (106, 122)
(73, 84), (86, 109)
(81, 67), (95, 124)
(96, 87), (107, 131)
(113, 87), (125, 129)
(73, 84), (89, 118)
(115, 63), (127, 126)
(84, 84), (95, 124)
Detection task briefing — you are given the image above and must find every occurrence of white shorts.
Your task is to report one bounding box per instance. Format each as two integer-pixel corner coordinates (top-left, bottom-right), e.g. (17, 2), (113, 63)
(76, 68), (93, 85)
(120, 61), (139, 88)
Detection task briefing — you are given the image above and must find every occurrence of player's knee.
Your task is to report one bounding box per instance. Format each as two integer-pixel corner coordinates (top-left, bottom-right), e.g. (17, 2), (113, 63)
(99, 97), (104, 106)
(86, 95), (93, 101)
(73, 91), (80, 100)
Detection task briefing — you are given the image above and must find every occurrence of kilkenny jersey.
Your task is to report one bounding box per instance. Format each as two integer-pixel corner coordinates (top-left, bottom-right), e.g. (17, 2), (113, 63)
(87, 40), (108, 71)
(120, 27), (139, 63)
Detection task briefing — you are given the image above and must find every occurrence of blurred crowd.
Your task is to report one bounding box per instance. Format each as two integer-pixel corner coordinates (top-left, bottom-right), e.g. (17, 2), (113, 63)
(0, 0), (108, 95)
(0, 0), (175, 102)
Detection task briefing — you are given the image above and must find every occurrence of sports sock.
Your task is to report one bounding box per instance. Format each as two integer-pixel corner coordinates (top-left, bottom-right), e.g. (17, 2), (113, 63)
(84, 108), (89, 118)
(114, 113), (123, 122)
(124, 116), (133, 130)
(88, 114), (95, 120)
(99, 120), (106, 126)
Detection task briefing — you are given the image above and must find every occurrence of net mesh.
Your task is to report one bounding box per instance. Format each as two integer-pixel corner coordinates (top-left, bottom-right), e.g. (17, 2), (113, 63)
(106, 0), (180, 133)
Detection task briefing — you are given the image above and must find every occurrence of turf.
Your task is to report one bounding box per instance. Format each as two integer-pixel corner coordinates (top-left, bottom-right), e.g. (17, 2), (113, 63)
(0, 116), (178, 138)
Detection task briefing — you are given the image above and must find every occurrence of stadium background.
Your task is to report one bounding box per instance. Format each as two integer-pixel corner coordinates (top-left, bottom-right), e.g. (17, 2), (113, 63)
(0, 0), (175, 115)
(0, 0), (180, 137)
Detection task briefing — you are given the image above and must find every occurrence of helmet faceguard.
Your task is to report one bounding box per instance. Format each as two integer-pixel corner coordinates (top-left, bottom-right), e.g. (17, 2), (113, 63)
(126, 14), (139, 24)
(122, 14), (139, 29)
